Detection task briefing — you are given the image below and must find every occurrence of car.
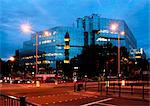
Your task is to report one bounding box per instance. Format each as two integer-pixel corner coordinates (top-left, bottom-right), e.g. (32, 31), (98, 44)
(12, 80), (21, 84)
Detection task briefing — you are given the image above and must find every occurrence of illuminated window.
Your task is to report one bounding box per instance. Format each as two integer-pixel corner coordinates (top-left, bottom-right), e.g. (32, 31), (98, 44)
(53, 31), (57, 35)
(64, 38), (70, 41)
(64, 60), (70, 63)
(43, 60), (50, 64)
(64, 45), (70, 49)
(135, 56), (141, 58)
(96, 37), (110, 42)
(25, 63), (29, 65)
(42, 40), (52, 44)
(56, 46), (62, 49)
(39, 35), (42, 38)
(42, 53), (63, 57)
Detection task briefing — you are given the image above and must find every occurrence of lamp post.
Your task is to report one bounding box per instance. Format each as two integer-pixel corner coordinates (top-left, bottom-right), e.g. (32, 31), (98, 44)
(20, 23), (50, 80)
(110, 23), (125, 78)
(110, 23), (125, 97)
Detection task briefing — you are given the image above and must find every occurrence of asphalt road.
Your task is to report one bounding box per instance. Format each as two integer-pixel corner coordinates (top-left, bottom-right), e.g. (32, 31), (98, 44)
(0, 83), (149, 106)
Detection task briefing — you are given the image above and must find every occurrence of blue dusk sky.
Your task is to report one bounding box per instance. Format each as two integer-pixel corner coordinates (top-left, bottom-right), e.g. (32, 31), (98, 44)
(0, 0), (149, 60)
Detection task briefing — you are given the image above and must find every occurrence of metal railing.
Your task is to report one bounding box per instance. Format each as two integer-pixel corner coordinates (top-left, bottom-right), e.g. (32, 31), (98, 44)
(0, 93), (37, 106)
(74, 80), (150, 101)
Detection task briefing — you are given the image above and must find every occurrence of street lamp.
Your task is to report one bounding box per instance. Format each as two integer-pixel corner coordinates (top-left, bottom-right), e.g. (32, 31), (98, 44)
(110, 23), (120, 78)
(9, 56), (15, 62)
(110, 23), (125, 97)
(20, 23), (50, 80)
(110, 23), (125, 77)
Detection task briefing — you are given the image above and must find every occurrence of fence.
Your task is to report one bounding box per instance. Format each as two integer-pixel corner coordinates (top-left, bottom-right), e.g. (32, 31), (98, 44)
(0, 93), (37, 106)
(74, 80), (149, 101)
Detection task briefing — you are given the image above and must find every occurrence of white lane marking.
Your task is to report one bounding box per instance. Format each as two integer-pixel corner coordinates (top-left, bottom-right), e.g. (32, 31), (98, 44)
(80, 98), (113, 106)
(75, 98), (77, 100)
(94, 96), (98, 98)
(98, 102), (117, 106)
(65, 100), (68, 102)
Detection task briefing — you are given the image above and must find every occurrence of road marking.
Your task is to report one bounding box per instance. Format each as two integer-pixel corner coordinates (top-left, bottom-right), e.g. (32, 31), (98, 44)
(53, 102), (56, 104)
(65, 100), (68, 102)
(97, 102), (117, 106)
(59, 101), (62, 103)
(80, 98), (113, 106)
(45, 103), (49, 104)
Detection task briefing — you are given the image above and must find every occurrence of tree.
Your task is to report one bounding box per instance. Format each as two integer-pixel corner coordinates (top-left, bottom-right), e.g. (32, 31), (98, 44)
(70, 43), (130, 79)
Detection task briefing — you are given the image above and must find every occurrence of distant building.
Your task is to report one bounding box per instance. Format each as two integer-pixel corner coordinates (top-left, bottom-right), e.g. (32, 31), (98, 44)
(129, 48), (146, 60)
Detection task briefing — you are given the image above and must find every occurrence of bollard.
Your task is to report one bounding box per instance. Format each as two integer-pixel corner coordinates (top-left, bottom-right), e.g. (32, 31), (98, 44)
(74, 83), (76, 92)
(131, 84), (133, 95)
(106, 86), (108, 95)
(100, 81), (102, 95)
(85, 81), (86, 91)
(113, 83), (115, 93)
(119, 82), (121, 97)
(142, 83), (144, 100)
(98, 81), (100, 92)
(20, 96), (26, 106)
(36, 81), (40, 87)
(105, 81), (109, 96)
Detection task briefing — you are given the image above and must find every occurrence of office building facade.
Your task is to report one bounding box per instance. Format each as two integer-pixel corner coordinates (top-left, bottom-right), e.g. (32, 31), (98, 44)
(77, 14), (137, 50)
(19, 27), (84, 72)
(19, 14), (137, 74)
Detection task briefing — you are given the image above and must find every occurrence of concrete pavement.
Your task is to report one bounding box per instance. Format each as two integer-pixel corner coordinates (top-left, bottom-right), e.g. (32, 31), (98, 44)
(0, 82), (149, 106)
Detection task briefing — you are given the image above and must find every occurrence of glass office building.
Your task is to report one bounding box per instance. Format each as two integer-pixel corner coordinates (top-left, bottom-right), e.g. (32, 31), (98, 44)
(19, 14), (137, 72)
(77, 14), (137, 50)
(19, 27), (84, 70)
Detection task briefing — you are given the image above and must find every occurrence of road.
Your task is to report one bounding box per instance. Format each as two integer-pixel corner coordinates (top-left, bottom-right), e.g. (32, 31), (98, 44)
(0, 83), (149, 106)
